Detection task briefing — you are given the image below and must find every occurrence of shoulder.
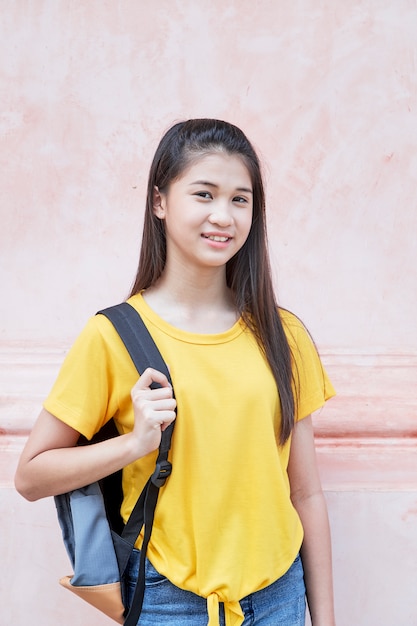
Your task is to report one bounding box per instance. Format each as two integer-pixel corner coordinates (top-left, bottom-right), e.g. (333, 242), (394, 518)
(278, 308), (322, 373)
(279, 308), (305, 330)
(278, 308), (313, 349)
(71, 311), (119, 350)
(63, 306), (134, 367)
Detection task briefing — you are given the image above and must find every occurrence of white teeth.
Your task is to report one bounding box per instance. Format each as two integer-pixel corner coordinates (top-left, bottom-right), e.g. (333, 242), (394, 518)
(207, 235), (229, 242)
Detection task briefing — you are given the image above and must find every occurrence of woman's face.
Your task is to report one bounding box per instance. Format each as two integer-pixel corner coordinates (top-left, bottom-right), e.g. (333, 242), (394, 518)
(153, 152), (253, 273)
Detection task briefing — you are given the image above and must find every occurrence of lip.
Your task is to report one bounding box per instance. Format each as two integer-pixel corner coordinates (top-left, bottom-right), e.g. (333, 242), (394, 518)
(201, 232), (233, 249)
(201, 232), (233, 242)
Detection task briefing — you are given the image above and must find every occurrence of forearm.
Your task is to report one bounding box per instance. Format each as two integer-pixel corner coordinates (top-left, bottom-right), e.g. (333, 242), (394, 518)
(294, 491), (336, 626)
(15, 431), (140, 502)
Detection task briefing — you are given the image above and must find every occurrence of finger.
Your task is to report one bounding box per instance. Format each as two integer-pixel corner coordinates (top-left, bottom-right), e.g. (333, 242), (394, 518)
(131, 387), (177, 411)
(131, 387), (174, 404)
(133, 398), (177, 414)
(161, 417), (176, 431)
(132, 367), (172, 392)
(150, 411), (176, 429)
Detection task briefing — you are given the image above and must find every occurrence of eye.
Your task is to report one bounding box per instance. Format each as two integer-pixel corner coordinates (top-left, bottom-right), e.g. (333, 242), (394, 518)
(194, 191), (213, 200)
(233, 196), (249, 204)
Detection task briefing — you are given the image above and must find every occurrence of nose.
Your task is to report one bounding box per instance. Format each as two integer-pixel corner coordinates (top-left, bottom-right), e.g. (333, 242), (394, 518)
(207, 201), (233, 227)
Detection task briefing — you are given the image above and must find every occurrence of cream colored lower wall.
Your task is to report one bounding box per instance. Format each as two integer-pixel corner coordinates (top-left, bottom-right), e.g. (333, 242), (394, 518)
(329, 490), (417, 626)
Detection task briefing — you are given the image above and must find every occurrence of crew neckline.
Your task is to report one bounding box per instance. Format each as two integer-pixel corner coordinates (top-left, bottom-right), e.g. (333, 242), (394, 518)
(128, 293), (246, 345)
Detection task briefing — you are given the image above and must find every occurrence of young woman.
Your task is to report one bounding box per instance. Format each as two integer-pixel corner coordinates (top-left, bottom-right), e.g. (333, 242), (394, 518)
(15, 119), (336, 626)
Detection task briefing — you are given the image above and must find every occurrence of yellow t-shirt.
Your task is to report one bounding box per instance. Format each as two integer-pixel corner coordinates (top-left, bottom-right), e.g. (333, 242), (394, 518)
(44, 294), (335, 626)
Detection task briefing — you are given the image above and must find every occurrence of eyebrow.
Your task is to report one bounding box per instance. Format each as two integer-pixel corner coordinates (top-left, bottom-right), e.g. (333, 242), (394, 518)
(189, 180), (253, 194)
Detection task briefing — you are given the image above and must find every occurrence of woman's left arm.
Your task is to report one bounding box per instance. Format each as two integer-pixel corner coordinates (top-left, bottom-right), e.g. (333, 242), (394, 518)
(287, 415), (336, 626)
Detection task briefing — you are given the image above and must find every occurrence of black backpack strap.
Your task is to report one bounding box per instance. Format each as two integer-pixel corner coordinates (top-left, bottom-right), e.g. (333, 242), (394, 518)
(98, 301), (171, 385)
(97, 302), (175, 626)
(98, 301), (175, 493)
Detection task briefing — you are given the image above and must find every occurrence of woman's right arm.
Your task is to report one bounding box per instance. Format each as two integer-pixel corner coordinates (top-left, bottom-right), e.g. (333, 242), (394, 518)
(15, 368), (176, 502)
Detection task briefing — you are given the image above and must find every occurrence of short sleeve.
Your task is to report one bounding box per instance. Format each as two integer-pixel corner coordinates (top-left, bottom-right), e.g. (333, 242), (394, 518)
(281, 311), (336, 421)
(43, 316), (126, 439)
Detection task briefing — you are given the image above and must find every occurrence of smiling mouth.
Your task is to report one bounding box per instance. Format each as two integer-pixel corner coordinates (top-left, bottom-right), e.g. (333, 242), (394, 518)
(203, 235), (231, 242)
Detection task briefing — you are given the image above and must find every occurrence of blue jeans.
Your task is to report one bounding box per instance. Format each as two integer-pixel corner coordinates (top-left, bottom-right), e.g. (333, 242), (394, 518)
(125, 550), (306, 625)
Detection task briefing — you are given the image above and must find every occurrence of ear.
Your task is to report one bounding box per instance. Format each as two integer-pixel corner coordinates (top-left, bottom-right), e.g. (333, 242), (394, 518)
(153, 186), (166, 219)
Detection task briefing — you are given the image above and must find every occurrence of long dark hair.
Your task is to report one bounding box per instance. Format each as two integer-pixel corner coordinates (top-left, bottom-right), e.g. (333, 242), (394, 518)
(130, 119), (296, 444)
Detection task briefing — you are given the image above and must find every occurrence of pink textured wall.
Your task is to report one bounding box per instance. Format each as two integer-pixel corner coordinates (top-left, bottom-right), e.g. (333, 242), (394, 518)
(1, 2), (416, 624)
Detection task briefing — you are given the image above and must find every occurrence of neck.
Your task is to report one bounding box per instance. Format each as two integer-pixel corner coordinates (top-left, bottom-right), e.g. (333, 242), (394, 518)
(155, 262), (231, 304)
(142, 266), (238, 333)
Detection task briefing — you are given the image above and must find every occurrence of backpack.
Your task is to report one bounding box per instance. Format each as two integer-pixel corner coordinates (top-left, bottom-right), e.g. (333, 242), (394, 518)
(54, 302), (175, 625)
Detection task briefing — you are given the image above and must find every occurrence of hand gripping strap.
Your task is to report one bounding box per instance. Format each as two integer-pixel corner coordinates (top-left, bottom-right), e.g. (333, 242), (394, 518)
(97, 302), (175, 626)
